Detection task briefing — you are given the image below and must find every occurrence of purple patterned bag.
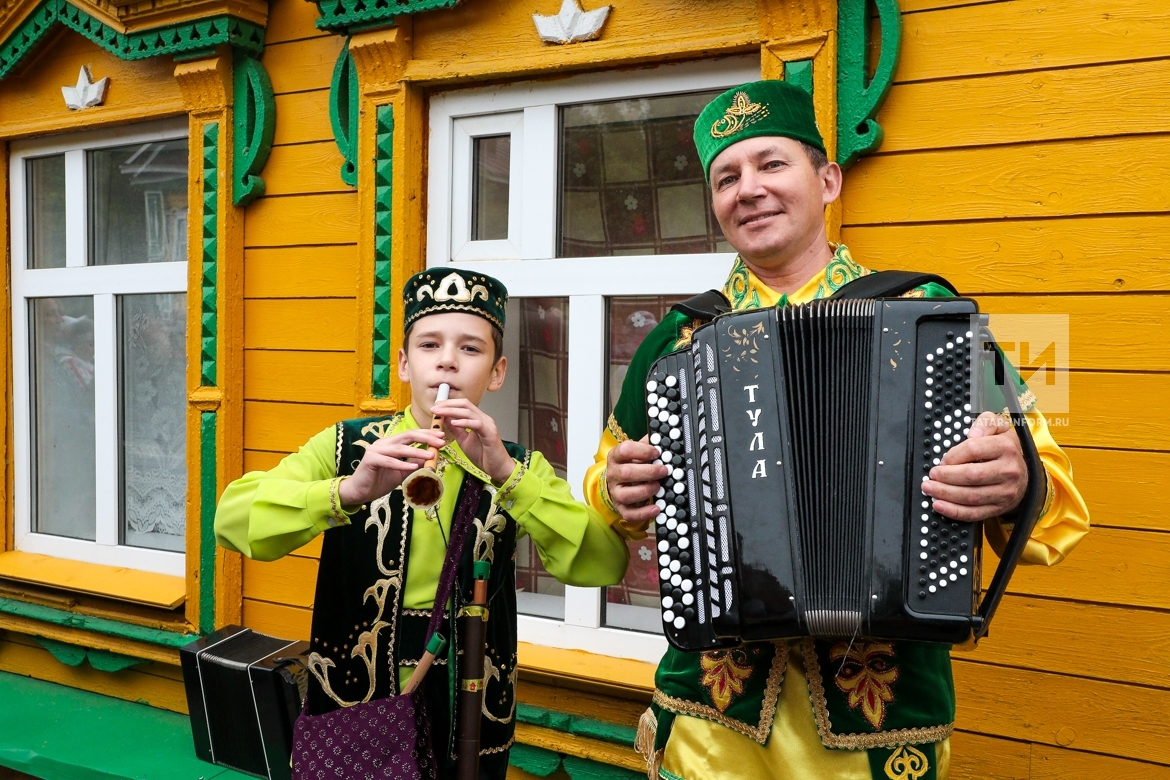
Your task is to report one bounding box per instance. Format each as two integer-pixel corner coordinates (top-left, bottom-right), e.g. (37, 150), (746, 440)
(292, 480), (484, 780)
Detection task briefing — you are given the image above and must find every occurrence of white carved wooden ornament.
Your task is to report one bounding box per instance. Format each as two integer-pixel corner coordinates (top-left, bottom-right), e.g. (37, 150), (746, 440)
(62, 66), (109, 111)
(533, 0), (611, 45)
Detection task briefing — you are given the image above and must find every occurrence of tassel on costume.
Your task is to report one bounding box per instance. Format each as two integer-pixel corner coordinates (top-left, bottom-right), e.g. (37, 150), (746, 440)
(635, 707), (663, 779)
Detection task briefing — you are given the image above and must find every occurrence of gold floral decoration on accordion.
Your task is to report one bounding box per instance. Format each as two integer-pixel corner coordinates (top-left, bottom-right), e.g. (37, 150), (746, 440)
(710, 91), (770, 139)
(884, 744), (929, 780)
(700, 648), (755, 712)
(830, 640), (900, 730)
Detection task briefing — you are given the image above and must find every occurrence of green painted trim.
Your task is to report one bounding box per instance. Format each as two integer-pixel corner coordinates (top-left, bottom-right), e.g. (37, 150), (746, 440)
(232, 51), (276, 207)
(508, 742), (563, 777)
(836, 0), (902, 168)
(784, 59), (814, 95)
(0, 598), (197, 648)
(371, 104), (393, 398)
(201, 123), (219, 387)
(516, 703), (638, 747)
(313, 0), (458, 34)
(0, 670), (250, 779)
(329, 42), (359, 188)
(199, 411), (218, 635)
(36, 637), (146, 672)
(0, 0), (264, 80)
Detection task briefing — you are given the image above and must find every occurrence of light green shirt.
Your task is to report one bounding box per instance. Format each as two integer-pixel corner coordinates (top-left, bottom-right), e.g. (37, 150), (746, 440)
(214, 408), (630, 610)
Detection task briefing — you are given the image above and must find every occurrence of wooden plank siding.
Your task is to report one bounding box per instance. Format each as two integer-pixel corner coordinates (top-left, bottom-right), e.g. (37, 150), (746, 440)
(844, 0), (1170, 775)
(240, 0), (361, 643)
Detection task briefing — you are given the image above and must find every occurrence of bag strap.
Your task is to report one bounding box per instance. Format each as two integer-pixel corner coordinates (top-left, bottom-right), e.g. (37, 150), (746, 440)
(423, 478), (486, 644)
(830, 270), (958, 299)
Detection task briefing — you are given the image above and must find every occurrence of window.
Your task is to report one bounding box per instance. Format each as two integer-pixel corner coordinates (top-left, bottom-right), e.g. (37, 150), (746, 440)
(430, 57), (759, 661)
(10, 119), (189, 577)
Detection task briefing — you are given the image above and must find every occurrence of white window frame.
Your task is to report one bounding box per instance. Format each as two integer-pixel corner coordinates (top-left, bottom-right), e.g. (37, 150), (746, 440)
(428, 56), (760, 663)
(10, 117), (189, 578)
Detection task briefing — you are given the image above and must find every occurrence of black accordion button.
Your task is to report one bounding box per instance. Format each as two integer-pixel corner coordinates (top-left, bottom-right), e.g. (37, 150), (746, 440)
(681, 566), (692, 577)
(661, 583), (673, 596)
(679, 552), (691, 564)
(667, 532), (678, 543)
(919, 591), (927, 599)
(672, 588), (683, 599)
(673, 494), (686, 505)
(684, 608), (695, 619)
(667, 402), (679, 413)
(676, 510), (688, 521)
(668, 546), (679, 557)
(666, 388), (679, 400)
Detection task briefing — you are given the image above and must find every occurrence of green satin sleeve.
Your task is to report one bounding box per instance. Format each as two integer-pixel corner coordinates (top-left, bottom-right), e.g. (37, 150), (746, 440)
(213, 425), (343, 562)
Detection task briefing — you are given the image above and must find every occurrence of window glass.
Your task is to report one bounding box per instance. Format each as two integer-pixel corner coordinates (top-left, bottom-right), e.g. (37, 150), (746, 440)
(604, 295), (690, 633)
(559, 91), (731, 258)
(30, 296), (96, 540)
(25, 155), (67, 270)
(121, 293), (187, 551)
(89, 139), (189, 265)
(514, 297), (569, 619)
(472, 135), (511, 241)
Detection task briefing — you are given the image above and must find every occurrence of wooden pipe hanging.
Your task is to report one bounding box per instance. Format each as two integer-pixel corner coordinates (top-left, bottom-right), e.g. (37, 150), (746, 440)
(455, 560), (491, 780)
(402, 382), (449, 510)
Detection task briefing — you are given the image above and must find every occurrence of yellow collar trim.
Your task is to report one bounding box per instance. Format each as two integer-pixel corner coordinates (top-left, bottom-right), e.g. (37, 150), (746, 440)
(721, 244), (872, 312)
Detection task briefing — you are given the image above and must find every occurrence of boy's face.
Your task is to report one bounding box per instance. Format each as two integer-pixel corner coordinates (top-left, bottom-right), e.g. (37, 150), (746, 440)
(398, 312), (506, 416)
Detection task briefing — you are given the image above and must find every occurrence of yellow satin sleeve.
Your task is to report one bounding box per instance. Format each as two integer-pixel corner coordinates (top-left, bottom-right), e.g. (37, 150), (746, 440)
(985, 407), (1090, 567)
(659, 643), (952, 780)
(584, 417), (648, 541)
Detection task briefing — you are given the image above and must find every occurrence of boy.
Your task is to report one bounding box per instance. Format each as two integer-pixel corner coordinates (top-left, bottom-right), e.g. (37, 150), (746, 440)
(215, 267), (630, 779)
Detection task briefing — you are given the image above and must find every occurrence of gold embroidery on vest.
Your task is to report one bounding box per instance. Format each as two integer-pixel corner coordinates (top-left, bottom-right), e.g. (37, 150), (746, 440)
(700, 648), (755, 712)
(710, 92), (770, 139)
(884, 744), (929, 780)
(830, 640), (899, 730)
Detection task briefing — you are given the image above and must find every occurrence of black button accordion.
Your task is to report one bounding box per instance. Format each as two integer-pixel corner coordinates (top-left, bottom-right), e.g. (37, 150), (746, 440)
(644, 297), (1043, 651)
(181, 626), (309, 780)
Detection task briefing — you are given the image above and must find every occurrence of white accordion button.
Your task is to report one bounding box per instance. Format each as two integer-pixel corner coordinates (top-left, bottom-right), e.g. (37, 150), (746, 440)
(657, 397), (669, 409)
(666, 517), (678, 531)
(679, 537), (690, 549)
(656, 487), (665, 498)
(658, 555), (670, 567)
(926, 378), (934, 386)
(674, 481), (686, 493)
(669, 560), (681, 572)
(660, 568), (671, 580)
(939, 579), (948, 587)
(922, 501), (930, 509)
(934, 420), (942, 429)
(658, 540), (669, 552)
(656, 513), (667, 523)
(682, 592), (694, 606)
(960, 568), (968, 576)
(919, 539), (928, 548)
(933, 446), (941, 454)
(647, 393), (660, 406)
(949, 573), (958, 581)
(663, 610), (675, 623)
(926, 365), (934, 374)
(929, 585), (937, 593)
(929, 572), (937, 580)
(681, 579), (693, 592)
(960, 555), (969, 563)
(669, 428), (681, 440)
(957, 336), (964, 344)
(676, 523), (688, 535)
(673, 616), (686, 629)
(650, 433), (662, 445)
(925, 401), (933, 409)
(668, 414), (680, 427)
(666, 505), (677, 518)
(925, 390), (933, 398)
(666, 375), (678, 387)
(673, 468), (685, 480)
(936, 347), (944, 356)
(670, 574), (682, 586)
(933, 433), (941, 441)
(646, 381), (658, 392)
(964, 403), (972, 412)
(921, 526), (929, 534)
(662, 596), (674, 609)
(656, 499), (666, 509)
(920, 552), (928, 560)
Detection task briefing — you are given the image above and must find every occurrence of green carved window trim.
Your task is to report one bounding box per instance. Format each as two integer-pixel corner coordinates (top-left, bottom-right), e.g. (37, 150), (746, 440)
(0, 0), (264, 79)
(836, 0), (902, 168)
(314, 0), (458, 35)
(201, 123), (219, 387)
(330, 42), (359, 187)
(233, 51), (276, 207)
(372, 105), (394, 398)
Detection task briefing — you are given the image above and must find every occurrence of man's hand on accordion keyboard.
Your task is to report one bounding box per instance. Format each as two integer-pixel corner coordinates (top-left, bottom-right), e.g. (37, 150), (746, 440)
(606, 437), (670, 533)
(920, 411), (1029, 522)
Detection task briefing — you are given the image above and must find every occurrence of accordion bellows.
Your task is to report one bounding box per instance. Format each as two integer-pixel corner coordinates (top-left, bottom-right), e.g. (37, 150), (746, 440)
(645, 297), (1034, 651)
(181, 626), (309, 780)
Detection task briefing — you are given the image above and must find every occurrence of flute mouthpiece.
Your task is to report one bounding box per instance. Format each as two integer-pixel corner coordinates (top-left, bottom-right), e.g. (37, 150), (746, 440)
(436, 383), (451, 403)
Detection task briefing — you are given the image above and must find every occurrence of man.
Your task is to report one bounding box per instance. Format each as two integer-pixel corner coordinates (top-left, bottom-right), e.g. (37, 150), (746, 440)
(584, 81), (1089, 780)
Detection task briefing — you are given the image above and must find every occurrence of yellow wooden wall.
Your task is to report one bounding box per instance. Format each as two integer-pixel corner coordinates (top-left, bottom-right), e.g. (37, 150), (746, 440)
(842, 1), (1170, 777)
(234, 0), (351, 645)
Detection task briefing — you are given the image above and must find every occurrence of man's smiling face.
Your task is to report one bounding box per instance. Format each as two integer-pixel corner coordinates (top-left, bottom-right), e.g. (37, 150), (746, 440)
(708, 135), (841, 272)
